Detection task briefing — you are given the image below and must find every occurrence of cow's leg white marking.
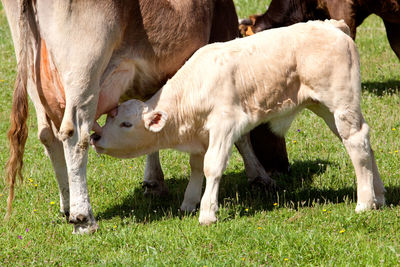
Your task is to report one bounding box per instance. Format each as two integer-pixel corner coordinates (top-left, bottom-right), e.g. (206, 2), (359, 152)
(199, 129), (234, 225)
(62, 108), (97, 234)
(235, 133), (275, 189)
(143, 152), (168, 196)
(180, 153), (204, 212)
(60, 76), (104, 234)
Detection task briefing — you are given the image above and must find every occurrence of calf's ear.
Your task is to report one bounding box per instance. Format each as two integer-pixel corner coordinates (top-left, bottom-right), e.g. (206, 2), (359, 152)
(144, 110), (168, 133)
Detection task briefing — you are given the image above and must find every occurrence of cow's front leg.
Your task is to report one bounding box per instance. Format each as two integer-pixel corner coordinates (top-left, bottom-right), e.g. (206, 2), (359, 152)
(142, 152), (169, 196)
(235, 133), (276, 190)
(180, 153), (204, 212)
(60, 100), (98, 234)
(199, 131), (233, 225)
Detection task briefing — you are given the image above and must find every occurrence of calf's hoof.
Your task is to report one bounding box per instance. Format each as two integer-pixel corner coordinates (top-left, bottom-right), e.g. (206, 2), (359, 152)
(199, 212), (217, 226)
(142, 180), (169, 197)
(355, 201), (377, 213)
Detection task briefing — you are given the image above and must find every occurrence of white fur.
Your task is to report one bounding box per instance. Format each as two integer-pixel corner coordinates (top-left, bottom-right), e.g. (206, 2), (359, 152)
(95, 20), (385, 224)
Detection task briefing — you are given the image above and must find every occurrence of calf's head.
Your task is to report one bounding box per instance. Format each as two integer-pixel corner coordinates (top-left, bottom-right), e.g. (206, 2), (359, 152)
(90, 99), (168, 158)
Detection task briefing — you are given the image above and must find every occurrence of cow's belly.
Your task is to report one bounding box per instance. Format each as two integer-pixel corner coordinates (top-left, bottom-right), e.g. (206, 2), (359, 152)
(96, 57), (163, 120)
(38, 39), (66, 129)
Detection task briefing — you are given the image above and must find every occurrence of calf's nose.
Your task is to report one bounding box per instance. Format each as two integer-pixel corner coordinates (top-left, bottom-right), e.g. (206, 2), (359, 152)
(90, 133), (101, 145)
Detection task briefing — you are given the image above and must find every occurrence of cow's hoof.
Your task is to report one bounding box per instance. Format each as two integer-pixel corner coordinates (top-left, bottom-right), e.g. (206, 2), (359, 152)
(72, 222), (99, 234)
(249, 176), (277, 192)
(142, 180), (169, 197)
(199, 213), (217, 226)
(69, 213), (98, 234)
(60, 210), (70, 219)
(180, 202), (198, 213)
(375, 193), (385, 209)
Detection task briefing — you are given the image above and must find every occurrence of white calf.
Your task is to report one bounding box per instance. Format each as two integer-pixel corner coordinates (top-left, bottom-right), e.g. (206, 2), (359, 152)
(91, 20), (385, 225)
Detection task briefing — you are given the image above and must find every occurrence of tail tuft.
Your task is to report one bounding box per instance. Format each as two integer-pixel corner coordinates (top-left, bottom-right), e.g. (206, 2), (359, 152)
(325, 19), (351, 36)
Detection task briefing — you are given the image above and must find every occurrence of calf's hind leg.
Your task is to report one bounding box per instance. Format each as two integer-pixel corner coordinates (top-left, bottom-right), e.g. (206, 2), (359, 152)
(317, 106), (385, 211)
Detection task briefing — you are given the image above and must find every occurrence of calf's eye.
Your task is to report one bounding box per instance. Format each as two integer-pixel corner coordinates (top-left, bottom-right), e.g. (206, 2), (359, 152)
(120, 122), (133, 128)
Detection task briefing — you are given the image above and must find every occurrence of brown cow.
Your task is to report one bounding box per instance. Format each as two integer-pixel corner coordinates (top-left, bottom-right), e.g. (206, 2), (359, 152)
(239, 0), (400, 59)
(2, 0), (273, 234)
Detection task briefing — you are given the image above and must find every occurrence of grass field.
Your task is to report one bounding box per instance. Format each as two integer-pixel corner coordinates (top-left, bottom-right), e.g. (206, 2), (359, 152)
(1, 1), (400, 265)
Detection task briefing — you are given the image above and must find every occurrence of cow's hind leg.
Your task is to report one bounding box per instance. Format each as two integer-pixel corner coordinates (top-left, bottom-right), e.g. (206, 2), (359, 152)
(180, 153), (204, 212)
(142, 152), (168, 197)
(235, 133), (276, 190)
(311, 105), (385, 211)
(29, 85), (70, 217)
(39, 123), (70, 217)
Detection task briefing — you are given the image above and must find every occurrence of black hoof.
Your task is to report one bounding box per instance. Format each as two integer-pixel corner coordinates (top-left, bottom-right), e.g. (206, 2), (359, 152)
(142, 181), (169, 197)
(250, 176), (277, 192)
(69, 214), (89, 224)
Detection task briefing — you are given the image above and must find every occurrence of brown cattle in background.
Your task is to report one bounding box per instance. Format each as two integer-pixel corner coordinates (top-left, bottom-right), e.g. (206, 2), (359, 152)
(240, 0), (400, 59)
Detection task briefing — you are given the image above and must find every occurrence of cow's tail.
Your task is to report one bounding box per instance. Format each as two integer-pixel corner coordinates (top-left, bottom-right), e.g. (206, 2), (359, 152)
(5, 0), (37, 220)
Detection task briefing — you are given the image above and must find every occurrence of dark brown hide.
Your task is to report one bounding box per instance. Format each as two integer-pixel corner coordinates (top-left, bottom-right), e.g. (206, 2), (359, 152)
(240, 0), (400, 58)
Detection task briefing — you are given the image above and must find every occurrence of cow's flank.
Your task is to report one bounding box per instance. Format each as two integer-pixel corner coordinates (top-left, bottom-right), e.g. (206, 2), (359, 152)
(2, 0), (274, 233)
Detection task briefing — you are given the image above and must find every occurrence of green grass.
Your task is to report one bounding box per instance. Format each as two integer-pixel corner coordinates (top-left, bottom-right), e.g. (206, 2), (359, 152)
(1, 1), (400, 265)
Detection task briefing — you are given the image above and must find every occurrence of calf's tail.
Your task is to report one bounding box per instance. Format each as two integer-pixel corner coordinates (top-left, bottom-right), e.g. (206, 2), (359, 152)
(5, 0), (37, 220)
(325, 19), (351, 37)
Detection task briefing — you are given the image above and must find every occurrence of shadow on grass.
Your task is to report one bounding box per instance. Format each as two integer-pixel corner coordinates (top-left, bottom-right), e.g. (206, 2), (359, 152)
(362, 80), (400, 96)
(95, 159), (400, 223)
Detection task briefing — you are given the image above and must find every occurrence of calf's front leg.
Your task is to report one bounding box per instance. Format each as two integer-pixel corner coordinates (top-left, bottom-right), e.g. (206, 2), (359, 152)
(199, 131), (234, 225)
